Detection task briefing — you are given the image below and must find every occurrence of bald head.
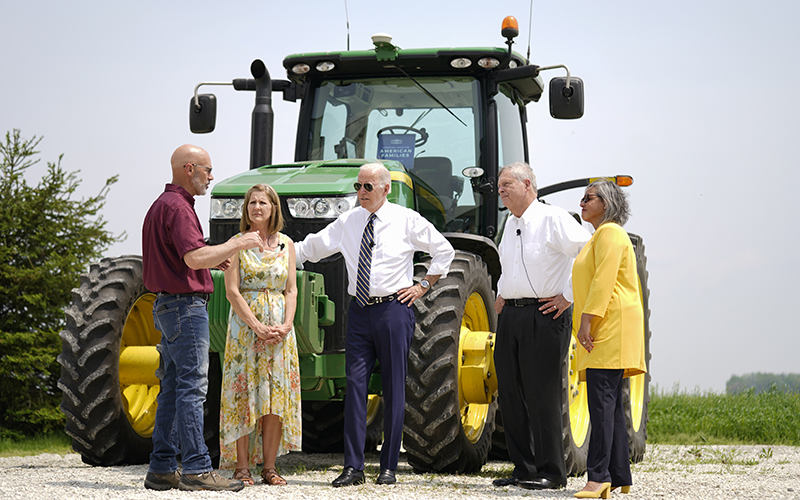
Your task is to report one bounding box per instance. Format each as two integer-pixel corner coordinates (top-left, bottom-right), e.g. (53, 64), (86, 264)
(170, 144), (213, 196)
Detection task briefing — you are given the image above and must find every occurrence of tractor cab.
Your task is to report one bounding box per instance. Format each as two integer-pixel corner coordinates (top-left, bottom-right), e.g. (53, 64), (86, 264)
(303, 74), (477, 234)
(280, 27), (583, 239)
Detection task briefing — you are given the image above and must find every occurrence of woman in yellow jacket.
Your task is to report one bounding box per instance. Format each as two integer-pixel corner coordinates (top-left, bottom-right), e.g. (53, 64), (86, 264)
(572, 180), (646, 499)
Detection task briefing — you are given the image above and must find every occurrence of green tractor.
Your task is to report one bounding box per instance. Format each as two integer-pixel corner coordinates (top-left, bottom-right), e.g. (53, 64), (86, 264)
(58, 17), (651, 474)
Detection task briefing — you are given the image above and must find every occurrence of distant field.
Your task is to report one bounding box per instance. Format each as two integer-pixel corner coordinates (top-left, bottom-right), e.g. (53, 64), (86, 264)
(3, 387), (799, 458)
(647, 386), (800, 446)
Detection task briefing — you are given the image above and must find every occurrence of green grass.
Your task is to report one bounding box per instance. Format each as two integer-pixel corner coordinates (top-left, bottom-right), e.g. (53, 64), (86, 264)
(647, 385), (800, 446)
(0, 430), (73, 457)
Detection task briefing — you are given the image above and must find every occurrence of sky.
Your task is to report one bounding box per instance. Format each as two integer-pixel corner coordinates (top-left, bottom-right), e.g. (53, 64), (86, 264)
(2, 0), (799, 393)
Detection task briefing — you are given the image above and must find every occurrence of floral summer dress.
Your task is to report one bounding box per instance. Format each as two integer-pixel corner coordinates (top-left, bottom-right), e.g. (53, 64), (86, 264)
(219, 232), (302, 466)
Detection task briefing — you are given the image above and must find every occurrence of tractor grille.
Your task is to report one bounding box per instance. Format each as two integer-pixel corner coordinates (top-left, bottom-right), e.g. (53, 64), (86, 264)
(209, 204), (349, 352)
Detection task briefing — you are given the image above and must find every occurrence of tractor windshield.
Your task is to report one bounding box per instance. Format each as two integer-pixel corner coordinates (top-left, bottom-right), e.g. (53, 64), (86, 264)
(307, 77), (483, 234)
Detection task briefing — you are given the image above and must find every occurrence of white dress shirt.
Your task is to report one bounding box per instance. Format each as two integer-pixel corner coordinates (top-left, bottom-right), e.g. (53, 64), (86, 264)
(497, 200), (591, 303)
(295, 202), (455, 297)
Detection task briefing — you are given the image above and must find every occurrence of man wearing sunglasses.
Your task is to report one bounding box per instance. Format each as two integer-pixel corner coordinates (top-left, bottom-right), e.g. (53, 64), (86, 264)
(296, 162), (454, 487)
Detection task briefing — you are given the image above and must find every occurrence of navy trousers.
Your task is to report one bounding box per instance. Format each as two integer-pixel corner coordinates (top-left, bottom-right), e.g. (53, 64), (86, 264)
(585, 368), (632, 486)
(343, 298), (414, 470)
(494, 303), (571, 483)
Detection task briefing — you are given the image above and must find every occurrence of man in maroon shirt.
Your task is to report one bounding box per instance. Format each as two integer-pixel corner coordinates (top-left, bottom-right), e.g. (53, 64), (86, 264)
(142, 144), (262, 492)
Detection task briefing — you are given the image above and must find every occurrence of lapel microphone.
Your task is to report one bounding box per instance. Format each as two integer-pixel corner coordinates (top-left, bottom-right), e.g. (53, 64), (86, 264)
(516, 229), (521, 236)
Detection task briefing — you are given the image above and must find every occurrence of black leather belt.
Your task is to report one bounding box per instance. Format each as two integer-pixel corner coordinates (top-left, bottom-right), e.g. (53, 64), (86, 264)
(157, 292), (210, 302)
(356, 293), (397, 306)
(505, 297), (540, 307)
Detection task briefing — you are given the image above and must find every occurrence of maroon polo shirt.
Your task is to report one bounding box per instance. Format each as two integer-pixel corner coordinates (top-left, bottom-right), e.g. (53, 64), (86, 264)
(142, 184), (213, 294)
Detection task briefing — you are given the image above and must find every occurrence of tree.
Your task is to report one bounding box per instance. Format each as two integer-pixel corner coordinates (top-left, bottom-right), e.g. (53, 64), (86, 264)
(727, 372), (800, 395)
(0, 129), (124, 436)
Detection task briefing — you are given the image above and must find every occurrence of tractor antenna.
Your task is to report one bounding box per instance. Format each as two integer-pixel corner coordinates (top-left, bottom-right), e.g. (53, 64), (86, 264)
(345, 0), (351, 50)
(526, 0), (533, 64)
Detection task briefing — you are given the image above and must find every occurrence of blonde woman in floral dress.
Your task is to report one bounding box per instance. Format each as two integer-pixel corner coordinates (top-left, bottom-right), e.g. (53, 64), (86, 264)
(220, 184), (301, 486)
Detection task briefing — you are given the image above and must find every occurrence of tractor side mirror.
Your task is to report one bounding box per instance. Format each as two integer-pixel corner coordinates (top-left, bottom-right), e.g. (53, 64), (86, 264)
(190, 94), (217, 133)
(549, 77), (584, 119)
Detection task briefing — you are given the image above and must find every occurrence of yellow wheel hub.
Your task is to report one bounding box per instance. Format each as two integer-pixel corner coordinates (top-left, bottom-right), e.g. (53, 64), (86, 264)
(119, 293), (161, 438)
(567, 336), (590, 447)
(457, 292), (496, 444)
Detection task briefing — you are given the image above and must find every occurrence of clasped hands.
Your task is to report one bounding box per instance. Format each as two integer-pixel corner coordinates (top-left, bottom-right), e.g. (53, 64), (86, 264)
(253, 322), (291, 345)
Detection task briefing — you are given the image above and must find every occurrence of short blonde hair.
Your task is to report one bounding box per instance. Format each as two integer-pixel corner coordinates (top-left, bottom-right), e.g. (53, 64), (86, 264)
(240, 183), (284, 234)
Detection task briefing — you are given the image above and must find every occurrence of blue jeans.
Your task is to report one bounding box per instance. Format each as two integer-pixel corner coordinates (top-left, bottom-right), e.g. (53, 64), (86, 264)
(148, 295), (212, 474)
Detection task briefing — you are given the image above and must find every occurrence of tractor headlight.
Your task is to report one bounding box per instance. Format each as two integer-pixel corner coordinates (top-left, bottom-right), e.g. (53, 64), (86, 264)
(287, 195), (357, 219)
(211, 198), (244, 219)
(478, 57), (501, 69)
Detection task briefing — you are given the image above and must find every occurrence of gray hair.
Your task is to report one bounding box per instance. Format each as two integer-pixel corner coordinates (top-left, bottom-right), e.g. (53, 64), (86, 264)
(588, 179), (631, 226)
(360, 162), (392, 192)
(498, 162), (537, 194)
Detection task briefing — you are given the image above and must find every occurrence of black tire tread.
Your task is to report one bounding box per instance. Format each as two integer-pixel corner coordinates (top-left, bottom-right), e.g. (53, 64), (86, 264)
(57, 256), (151, 466)
(625, 233), (651, 463)
(403, 251), (497, 473)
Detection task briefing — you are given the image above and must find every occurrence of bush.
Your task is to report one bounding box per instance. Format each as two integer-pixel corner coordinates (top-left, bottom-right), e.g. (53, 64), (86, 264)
(648, 385), (800, 446)
(0, 330), (64, 437)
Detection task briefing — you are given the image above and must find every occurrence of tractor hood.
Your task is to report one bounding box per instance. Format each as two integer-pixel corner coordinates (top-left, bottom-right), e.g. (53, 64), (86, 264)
(212, 159), (370, 197)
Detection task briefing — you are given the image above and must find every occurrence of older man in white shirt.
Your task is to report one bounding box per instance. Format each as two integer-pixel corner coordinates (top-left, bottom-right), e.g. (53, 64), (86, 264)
(296, 162), (454, 487)
(492, 162), (591, 491)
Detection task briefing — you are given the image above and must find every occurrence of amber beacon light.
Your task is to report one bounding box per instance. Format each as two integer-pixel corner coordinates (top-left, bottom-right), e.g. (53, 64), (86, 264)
(501, 16), (519, 40)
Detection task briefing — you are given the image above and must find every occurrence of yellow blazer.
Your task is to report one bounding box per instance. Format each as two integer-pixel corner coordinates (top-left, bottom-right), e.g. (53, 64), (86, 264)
(572, 222), (646, 380)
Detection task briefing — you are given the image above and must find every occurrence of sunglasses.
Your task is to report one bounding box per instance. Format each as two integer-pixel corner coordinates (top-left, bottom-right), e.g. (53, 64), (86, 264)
(353, 182), (375, 192)
(580, 193), (601, 204)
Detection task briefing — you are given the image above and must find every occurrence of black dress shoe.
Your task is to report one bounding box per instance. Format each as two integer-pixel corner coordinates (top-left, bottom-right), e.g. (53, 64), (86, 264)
(492, 476), (520, 487)
(518, 477), (567, 490)
(331, 467), (365, 487)
(376, 469), (396, 485)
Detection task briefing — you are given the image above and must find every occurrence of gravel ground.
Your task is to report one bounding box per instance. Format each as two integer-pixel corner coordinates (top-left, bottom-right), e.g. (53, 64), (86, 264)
(1, 445), (798, 500)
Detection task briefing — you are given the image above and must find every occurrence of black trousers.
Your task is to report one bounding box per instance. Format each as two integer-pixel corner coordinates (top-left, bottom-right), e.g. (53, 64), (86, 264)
(494, 303), (571, 483)
(585, 368), (632, 486)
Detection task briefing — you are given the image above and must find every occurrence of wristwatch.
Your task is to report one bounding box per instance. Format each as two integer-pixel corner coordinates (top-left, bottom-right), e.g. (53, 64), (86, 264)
(419, 279), (431, 290)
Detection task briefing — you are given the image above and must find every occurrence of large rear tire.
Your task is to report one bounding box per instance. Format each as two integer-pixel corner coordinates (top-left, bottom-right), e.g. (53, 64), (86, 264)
(625, 233), (651, 463)
(58, 256), (156, 465)
(403, 251), (498, 473)
(58, 255), (221, 466)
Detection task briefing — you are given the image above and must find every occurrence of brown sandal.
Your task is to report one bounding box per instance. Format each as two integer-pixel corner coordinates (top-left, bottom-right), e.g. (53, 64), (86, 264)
(233, 467), (254, 486)
(261, 467), (287, 485)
